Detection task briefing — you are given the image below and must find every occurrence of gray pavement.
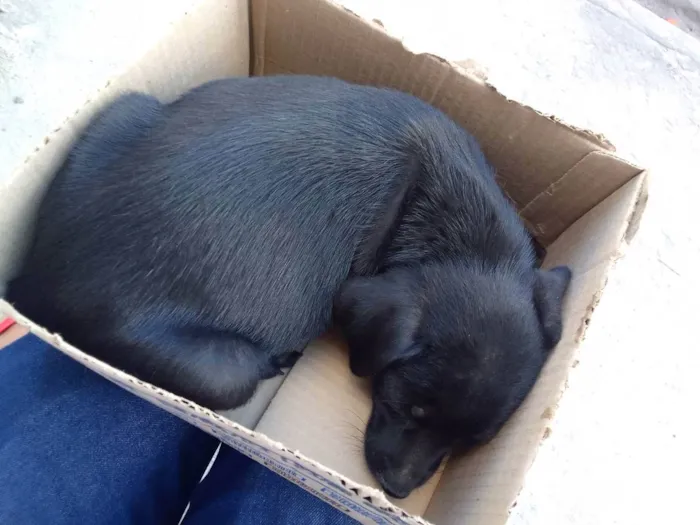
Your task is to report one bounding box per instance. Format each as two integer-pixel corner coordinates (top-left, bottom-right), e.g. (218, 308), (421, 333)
(635, 0), (700, 35)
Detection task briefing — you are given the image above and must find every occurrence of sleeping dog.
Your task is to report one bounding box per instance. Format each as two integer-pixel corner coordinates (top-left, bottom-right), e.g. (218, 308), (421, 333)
(5, 75), (571, 498)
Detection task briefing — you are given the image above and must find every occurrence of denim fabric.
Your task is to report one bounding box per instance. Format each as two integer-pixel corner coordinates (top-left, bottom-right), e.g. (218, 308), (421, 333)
(0, 334), (359, 525)
(184, 445), (359, 525)
(0, 334), (219, 525)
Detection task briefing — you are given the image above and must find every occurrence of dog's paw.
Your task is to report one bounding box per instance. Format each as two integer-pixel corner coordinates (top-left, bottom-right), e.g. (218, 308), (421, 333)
(272, 350), (303, 370)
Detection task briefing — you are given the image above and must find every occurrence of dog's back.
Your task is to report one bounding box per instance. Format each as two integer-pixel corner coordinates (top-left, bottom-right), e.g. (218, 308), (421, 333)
(9, 77), (430, 343)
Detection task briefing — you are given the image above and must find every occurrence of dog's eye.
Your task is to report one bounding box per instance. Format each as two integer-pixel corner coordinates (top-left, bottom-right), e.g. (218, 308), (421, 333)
(411, 406), (426, 419)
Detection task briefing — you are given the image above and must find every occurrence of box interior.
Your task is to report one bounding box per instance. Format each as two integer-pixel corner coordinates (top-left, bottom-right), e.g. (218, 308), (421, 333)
(0, 0), (647, 524)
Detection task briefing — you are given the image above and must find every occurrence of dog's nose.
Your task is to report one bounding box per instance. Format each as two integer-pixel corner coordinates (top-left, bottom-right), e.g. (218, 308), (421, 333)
(384, 486), (410, 499)
(378, 474), (411, 499)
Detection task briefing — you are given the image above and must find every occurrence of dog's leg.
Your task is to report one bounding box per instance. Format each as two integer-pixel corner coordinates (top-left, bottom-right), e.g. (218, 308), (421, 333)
(91, 326), (277, 411)
(269, 350), (303, 373)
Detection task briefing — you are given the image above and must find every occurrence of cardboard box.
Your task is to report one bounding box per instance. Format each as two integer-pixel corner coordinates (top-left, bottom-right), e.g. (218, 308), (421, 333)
(0, 0), (648, 523)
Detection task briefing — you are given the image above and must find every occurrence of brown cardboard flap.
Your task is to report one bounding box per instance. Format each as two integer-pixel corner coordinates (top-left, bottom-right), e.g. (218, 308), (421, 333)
(429, 69), (609, 211)
(519, 152), (644, 245)
(250, 0), (639, 244)
(424, 174), (647, 525)
(540, 171), (649, 277)
(255, 334), (443, 516)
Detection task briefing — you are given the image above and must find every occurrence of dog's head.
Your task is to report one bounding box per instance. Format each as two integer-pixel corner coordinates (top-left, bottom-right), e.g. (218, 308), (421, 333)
(334, 263), (571, 498)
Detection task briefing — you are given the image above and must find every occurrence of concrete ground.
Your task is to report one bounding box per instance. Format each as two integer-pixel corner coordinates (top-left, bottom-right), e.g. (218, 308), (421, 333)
(635, 0), (700, 35)
(2, 1), (699, 524)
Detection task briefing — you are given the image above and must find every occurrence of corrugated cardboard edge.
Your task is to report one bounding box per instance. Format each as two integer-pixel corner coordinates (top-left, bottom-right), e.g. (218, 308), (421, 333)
(429, 55), (616, 152)
(507, 171), (649, 518)
(518, 151), (645, 245)
(329, 0), (617, 153)
(571, 171), (649, 344)
(0, 301), (431, 525)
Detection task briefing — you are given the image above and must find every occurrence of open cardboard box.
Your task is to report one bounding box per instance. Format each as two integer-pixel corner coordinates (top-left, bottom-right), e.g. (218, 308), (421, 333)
(0, 0), (648, 523)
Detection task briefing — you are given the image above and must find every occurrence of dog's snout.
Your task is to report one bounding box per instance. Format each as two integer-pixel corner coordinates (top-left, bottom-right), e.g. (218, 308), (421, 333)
(365, 401), (449, 499)
(377, 473), (411, 500)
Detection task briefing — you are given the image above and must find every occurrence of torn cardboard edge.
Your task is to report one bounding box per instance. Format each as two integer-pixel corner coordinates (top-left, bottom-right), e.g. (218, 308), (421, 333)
(251, 0), (638, 245)
(430, 54), (617, 152)
(326, 0), (618, 152)
(0, 301), (425, 525)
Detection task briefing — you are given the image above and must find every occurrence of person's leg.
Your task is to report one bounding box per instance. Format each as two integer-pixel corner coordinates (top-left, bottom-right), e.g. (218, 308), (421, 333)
(183, 445), (359, 525)
(0, 333), (220, 525)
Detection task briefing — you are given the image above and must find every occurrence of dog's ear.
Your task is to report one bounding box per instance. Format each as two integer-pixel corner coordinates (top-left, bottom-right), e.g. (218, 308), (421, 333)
(534, 266), (572, 350)
(334, 274), (421, 377)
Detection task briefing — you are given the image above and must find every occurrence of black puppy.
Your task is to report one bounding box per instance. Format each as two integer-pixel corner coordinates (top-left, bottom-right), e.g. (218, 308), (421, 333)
(6, 75), (570, 497)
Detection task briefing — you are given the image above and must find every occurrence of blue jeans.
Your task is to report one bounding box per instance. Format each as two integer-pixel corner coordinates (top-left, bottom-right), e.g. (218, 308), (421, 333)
(0, 334), (357, 524)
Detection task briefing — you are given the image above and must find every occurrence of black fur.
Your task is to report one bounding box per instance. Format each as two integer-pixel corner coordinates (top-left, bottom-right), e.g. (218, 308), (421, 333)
(5, 75), (571, 496)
